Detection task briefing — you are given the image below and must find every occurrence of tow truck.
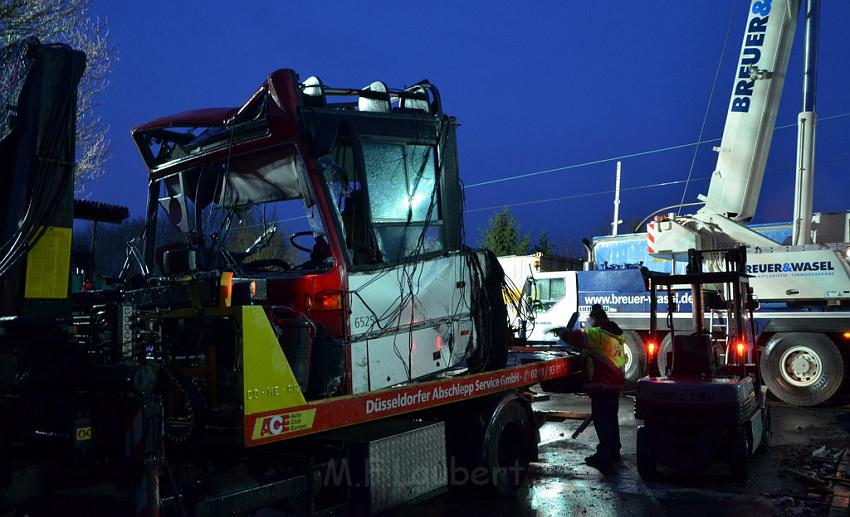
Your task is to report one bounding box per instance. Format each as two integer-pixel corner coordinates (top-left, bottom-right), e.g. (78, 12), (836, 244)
(0, 39), (581, 515)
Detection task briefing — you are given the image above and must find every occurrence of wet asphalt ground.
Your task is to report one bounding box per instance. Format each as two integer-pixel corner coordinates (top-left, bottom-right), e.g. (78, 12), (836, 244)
(394, 392), (850, 517)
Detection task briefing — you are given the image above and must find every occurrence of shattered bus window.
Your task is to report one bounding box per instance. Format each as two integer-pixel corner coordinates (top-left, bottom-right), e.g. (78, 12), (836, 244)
(361, 141), (442, 262)
(150, 144), (332, 274)
(136, 92), (269, 171)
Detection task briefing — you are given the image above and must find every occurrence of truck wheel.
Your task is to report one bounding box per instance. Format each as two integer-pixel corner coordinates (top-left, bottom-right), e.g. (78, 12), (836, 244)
(621, 330), (647, 387)
(657, 333), (673, 376)
(760, 333), (843, 406)
(445, 394), (537, 495)
(730, 430), (750, 483)
(636, 425), (657, 480)
(482, 396), (536, 495)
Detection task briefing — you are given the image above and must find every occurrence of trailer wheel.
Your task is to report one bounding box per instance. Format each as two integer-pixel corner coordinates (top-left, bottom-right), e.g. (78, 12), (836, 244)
(760, 333), (843, 406)
(731, 431), (750, 483)
(636, 425), (657, 480)
(622, 330), (647, 386)
(657, 333), (673, 376)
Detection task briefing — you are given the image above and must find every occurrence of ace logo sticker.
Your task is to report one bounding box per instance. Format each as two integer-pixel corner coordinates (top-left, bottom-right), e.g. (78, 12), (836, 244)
(251, 409), (316, 440)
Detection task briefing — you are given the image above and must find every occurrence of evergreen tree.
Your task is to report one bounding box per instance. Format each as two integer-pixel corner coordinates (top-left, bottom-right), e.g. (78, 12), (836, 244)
(481, 208), (530, 256)
(533, 230), (553, 255)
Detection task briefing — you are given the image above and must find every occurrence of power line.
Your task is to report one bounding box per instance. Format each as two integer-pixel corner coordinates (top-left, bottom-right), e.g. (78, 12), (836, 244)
(466, 176), (710, 214)
(464, 154), (850, 216)
(679, 0), (740, 214)
(221, 151), (850, 229)
(463, 142), (715, 189)
(463, 111), (850, 190)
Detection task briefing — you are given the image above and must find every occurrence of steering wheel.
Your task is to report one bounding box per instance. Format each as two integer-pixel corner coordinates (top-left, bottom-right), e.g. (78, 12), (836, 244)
(289, 231), (315, 252)
(241, 258), (292, 272)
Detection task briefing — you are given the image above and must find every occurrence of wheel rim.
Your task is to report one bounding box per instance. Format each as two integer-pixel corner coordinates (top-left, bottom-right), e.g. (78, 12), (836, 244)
(778, 345), (823, 387)
(497, 422), (526, 488)
(623, 342), (633, 372)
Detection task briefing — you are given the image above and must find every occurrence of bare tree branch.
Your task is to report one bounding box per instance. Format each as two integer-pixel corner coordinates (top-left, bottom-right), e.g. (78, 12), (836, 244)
(1, 0), (114, 192)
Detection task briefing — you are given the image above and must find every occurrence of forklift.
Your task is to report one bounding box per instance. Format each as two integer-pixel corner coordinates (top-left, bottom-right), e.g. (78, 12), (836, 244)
(634, 247), (770, 482)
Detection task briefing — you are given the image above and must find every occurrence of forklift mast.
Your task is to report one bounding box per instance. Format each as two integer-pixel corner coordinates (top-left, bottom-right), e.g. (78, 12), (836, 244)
(650, 247), (758, 371)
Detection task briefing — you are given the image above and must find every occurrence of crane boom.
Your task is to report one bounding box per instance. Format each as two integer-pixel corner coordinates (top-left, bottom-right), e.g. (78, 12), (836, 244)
(699, 0), (800, 222)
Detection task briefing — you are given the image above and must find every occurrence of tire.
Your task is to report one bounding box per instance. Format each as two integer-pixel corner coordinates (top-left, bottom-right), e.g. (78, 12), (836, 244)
(760, 333), (843, 406)
(445, 394), (537, 495)
(621, 330), (647, 387)
(636, 425), (657, 480)
(482, 397), (536, 495)
(657, 333), (673, 376)
(731, 430), (750, 484)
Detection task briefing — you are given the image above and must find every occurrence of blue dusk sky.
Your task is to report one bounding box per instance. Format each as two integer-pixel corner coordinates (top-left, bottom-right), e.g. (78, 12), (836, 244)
(87, 1), (850, 250)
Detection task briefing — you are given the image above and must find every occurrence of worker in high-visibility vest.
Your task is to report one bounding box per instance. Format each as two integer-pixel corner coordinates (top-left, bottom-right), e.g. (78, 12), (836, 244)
(553, 304), (626, 473)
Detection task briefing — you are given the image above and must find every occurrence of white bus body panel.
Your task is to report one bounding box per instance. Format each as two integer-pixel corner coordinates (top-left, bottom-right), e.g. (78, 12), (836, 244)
(347, 253), (475, 394)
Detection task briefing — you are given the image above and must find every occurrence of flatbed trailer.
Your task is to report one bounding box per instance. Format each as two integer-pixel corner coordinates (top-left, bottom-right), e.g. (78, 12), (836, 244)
(244, 351), (578, 447)
(164, 352), (582, 516)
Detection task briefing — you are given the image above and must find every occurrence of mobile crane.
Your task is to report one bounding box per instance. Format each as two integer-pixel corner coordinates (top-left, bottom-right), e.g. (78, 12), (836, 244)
(521, 0), (850, 406)
(0, 38), (580, 515)
(645, 0), (850, 406)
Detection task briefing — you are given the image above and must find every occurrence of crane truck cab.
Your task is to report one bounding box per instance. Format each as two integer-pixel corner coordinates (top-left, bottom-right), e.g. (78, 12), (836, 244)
(514, 268), (654, 388)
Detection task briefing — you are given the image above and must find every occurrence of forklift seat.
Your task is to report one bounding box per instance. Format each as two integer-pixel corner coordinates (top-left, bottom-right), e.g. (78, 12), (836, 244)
(670, 333), (716, 377)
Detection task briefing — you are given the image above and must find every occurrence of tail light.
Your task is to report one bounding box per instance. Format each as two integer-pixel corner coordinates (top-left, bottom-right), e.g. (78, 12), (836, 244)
(736, 342), (746, 358)
(310, 291), (342, 311)
(647, 341), (657, 357)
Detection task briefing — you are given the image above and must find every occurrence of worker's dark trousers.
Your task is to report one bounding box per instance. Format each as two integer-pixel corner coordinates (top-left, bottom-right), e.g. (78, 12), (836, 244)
(590, 391), (621, 462)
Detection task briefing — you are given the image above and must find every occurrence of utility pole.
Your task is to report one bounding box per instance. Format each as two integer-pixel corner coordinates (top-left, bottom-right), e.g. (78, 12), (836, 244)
(611, 161), (623, 235)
